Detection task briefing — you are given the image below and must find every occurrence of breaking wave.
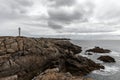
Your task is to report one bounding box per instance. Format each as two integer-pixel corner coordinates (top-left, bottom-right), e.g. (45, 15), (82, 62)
(92, 65), (120, 76)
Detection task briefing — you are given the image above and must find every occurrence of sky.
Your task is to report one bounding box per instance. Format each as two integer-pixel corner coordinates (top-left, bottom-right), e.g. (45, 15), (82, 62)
(0, 0), (120, 39)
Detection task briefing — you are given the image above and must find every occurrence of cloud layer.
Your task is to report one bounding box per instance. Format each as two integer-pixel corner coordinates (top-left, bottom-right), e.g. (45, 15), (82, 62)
(0, 0), (120, 37)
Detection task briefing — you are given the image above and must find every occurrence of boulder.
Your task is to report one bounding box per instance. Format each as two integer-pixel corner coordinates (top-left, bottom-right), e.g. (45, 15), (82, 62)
(86, 47), (111, 53)
(97, 56), (116, 63)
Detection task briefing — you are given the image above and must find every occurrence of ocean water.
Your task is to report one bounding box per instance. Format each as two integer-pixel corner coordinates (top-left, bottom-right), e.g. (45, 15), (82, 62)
(71, 40), (120, 80)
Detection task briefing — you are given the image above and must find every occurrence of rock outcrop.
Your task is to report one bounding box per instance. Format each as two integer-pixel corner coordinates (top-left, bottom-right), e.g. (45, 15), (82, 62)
(0, 36), (104, 80)
(0, 75), (17, 80)
(33, 68), (93, 80)
(55, 54), (104, 76)
(97, 55), (116, 63)
(86, 46), (111, 53)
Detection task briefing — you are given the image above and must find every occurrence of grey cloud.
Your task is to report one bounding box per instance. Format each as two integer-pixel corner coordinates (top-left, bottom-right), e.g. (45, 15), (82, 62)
(0, 0), (33, 21)
(47, 1), (95, 30)
(48, 21), (63, 29)
(15, 0), (33, 6)
(48, 0), (75, 7)
(23, 22), (48, 28)
(91, 0), (120, 24)
(23, 19), (63, 30)
(60, 22), (117, 33)
(21, 0), (95, 32)
(98, 7), (120, 21)
(48, 9), (85, 24)
(62, 28), (116, 33)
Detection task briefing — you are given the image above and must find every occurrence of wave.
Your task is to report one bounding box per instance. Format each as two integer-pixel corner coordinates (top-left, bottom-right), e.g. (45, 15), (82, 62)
(92, 65), (120, 76)
(109, 51), (120, 57)
(91, 51), (120, 57)
(80, 49), (120, 76)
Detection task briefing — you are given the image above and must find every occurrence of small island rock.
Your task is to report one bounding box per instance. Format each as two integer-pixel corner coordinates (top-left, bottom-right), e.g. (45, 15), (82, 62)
(86, 47), (111, 53)
(97, 55), (116, 63)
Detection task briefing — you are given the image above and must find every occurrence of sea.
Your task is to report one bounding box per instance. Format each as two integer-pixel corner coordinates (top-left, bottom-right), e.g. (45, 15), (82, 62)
(71, 40), (120, 80)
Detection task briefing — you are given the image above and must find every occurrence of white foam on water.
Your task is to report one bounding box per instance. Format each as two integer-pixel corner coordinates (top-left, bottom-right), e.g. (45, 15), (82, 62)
(96, 51), (120, 57)
(109, 51), (120, 57)
(79, 53), (89, 58)
(80, 49), (120, 76)
(95, 60), (103, 64)
(92, 65), (120, 76)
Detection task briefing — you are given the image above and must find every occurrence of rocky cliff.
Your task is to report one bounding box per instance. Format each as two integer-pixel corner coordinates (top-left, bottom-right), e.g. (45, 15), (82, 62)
(0, 36), (104, 80)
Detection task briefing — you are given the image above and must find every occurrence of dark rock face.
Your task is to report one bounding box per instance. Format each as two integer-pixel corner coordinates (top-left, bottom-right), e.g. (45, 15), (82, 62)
(85, 52), (93, 55)
(62, 55), (104, 75)
(86, 47), (111, 53)
(97, 56), (116, 63)
(41, 54), (104, 76)
(0, 37), (104, 80)
(54, 40), (82, 54)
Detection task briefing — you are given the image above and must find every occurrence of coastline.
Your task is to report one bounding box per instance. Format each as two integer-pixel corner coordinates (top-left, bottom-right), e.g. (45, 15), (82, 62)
(0, 36), (104, 80)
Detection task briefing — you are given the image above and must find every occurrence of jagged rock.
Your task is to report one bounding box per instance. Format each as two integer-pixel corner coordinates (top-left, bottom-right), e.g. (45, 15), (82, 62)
(58, 55), (104, 75)
(33, 68), (89, 80)
(0, 50), (6, 55)
(0, 54), (10, 64)
(88, 53), (92, 55)
(54, 40), (82, 54)
(97, 55), (116, 63)
(5, 38), (15, 45)
(85, 52), (92, 55)
(0, 37), (103, 80)
(38, 54), (104, 76)
(18, 41), (24, 51)
(7, 49), (15, 53)
(0, 75), (17, 80)
(86, 46), (111, 53)
(10, 42), (18, 51)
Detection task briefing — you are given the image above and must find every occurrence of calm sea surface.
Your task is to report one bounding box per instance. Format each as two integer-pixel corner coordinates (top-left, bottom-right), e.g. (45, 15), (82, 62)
(71, 40), (120, 80)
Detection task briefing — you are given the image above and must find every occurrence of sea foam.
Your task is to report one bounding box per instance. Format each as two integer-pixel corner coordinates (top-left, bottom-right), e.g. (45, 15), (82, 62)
(92, 65), (120, 76)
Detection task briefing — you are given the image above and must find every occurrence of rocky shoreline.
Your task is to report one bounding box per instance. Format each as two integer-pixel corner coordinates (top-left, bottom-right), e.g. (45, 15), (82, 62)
(0, 36), (104, 80)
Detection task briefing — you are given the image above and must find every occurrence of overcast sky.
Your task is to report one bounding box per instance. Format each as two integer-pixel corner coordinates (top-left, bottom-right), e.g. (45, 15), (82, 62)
(0, 0), (120, 38)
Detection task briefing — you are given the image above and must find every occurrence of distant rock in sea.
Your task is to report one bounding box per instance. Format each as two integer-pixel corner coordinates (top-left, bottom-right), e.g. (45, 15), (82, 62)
(85, 46), (111, 53)
(97, 55), (116, 63)
(85, 52), (93, 55)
